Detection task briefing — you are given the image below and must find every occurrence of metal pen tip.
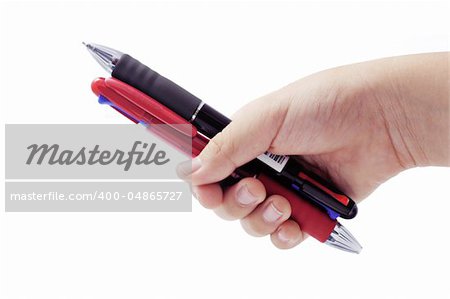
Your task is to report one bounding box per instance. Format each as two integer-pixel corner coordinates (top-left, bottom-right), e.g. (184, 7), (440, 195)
(81, 42), (94, 54)
(82, 42), (124, 74)
(325, 222), (363, 254)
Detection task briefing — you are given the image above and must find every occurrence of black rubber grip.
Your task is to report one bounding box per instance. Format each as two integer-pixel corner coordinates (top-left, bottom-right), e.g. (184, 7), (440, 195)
(194, 103), (231, 137)
(112, 54), (202, 120)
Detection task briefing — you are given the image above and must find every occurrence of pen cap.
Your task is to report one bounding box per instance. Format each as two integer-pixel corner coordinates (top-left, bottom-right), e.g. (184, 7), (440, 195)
(112, 54), (202, 121)
(258, 173), (337, 243)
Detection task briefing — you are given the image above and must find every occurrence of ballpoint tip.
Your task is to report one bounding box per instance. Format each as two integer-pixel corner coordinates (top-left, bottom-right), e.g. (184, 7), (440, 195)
(82, 42), (94, 50)
(325, 222), (363, 254)
(82, 42), (123, 74)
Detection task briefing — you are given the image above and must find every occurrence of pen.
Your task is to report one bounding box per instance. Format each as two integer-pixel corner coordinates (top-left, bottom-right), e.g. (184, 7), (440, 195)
(84, 42), (358, 220)
(90, 76), (362, 253)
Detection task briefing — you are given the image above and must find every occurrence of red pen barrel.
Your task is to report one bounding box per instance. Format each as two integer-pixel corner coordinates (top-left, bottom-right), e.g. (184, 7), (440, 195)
(258, 173), (337, 243)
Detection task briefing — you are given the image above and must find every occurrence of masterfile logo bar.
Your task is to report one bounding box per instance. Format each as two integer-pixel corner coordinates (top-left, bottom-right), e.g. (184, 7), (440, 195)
(5, 124), (190, 179)
(4, 124), (193, 212)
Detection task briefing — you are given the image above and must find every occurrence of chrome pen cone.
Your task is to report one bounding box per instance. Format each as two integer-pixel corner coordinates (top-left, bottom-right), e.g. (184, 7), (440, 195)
(83, 42), (123, 73)
(325, 222), (363, 254)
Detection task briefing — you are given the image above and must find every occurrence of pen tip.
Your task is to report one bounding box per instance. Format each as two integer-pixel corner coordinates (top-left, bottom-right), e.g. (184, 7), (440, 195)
(83, 42), (123, 74)
(82, 42), (93, 50)
(325, 222), (363, 254)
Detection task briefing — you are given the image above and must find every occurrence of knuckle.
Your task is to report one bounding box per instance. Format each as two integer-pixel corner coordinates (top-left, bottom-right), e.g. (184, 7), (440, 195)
(204, 132), (225, 157)
(204, 131), (239, 169)
(213, 206), (238, 221)
(269, 195), (292, 217)
(240, 218), (266, 237)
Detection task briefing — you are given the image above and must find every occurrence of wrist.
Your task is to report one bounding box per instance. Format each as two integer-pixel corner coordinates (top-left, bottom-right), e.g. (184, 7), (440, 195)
(356, 53), (449, 168)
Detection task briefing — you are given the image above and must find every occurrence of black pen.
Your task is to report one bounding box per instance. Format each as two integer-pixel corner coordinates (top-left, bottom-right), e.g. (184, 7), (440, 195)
(84, 43), (358, 220)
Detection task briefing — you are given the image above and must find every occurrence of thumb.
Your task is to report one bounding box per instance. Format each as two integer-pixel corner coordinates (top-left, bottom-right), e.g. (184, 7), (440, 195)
(191, 93), (289, 185)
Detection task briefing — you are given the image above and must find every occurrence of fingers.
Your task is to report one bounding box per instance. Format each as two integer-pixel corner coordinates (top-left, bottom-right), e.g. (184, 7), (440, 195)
(192, 183), (223, 209)
(190, 96), (289, 185)
(193, 179), (305, 250)
(270, 220), (307, 249)
(194, 177), (266, 219)
(214, 177), (266, 220)
(240, 194), (291, 237)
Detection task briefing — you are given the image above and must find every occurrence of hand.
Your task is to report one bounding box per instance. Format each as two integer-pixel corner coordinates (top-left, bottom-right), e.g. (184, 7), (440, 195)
(186, 53), (449, 249)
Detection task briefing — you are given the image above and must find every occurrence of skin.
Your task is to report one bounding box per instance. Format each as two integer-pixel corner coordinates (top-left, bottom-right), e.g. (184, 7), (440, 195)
(181, 52), (449, 249)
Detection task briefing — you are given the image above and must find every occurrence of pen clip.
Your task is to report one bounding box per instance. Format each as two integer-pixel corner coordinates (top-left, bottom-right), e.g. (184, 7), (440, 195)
(296, 171), (358, 219)
(104, 77), (197, 138)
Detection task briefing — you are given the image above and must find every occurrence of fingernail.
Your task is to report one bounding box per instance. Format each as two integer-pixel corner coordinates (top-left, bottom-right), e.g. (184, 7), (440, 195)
(177, 157), (202, 178)
(191, 157), (202, 172)
(262, 203), (283, 223)
(277, 228), (291, 243)
(236, 184), (258, 206)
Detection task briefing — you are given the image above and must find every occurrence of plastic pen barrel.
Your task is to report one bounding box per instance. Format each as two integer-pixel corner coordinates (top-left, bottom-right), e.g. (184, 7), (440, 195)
(258, 173), (337, 242)
(112, 54), (230, 137)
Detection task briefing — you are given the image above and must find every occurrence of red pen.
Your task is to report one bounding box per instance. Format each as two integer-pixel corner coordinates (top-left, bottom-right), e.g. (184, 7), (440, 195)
(90, 77), (362, 253)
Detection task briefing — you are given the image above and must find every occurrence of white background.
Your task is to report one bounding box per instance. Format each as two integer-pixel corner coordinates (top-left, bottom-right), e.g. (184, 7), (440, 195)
(0, 1), (449, 299)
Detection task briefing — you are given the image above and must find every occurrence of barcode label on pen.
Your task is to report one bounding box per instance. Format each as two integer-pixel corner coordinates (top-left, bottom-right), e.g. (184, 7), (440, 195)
(257, 151), (289, 172)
